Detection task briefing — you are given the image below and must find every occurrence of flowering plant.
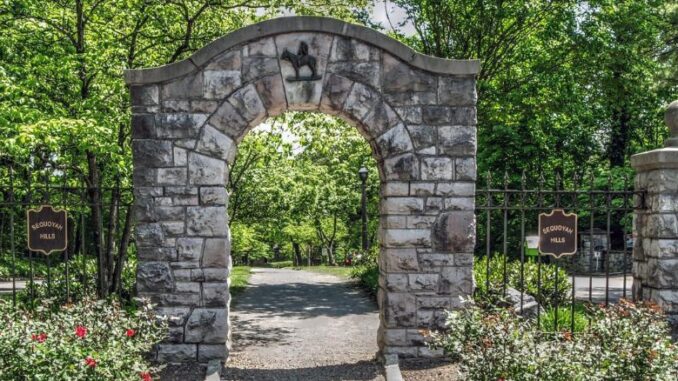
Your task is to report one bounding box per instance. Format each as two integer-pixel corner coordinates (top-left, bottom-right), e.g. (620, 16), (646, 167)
(0, 297), (167, 380)
(429, 298), (678, 380)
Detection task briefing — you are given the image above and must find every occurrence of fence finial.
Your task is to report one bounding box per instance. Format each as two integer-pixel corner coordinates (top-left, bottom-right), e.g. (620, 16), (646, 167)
(665, 100), (678, 147)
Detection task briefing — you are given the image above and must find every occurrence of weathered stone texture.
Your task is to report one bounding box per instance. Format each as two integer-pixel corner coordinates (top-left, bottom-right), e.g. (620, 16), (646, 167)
(631, 100), (678, 337)
(129, 21), (479, 363)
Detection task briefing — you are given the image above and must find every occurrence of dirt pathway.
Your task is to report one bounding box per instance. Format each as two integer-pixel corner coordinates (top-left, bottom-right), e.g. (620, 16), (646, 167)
(222, 268), (384, 381)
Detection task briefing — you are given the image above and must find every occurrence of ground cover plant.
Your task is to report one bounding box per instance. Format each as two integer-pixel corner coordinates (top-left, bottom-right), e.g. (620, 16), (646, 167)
(474, 254), (571, 308)
(0, 298), (167, 381)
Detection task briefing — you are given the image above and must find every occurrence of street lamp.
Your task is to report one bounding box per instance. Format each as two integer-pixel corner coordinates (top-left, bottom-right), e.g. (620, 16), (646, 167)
(358, 167), (369, 252)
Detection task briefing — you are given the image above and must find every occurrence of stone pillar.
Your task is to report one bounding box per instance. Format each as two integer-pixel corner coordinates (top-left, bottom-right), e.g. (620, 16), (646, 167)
(631, 100), (678, 335)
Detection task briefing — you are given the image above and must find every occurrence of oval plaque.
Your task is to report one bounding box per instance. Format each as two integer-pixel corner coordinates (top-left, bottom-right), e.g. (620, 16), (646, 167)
(538, 208), (577, 258)
(27, 205), (68, 255)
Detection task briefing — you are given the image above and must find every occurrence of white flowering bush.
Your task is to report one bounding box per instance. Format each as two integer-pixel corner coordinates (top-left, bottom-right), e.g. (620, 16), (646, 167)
(430, 299), (678, 380)
(0, 298), (167, 381)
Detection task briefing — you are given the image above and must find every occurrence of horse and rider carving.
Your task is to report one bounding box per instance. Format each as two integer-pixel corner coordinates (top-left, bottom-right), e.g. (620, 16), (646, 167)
(280, 41), (321, 81)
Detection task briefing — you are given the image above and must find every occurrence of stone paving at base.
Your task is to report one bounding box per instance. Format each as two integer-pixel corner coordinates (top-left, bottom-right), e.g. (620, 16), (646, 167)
(221, 268), (384, 381)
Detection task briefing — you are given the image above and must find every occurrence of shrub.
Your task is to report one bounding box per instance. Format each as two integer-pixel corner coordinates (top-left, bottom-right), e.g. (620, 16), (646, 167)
(267, 260), (293, 268)
(430, 299), (678, 380)
(0, 298), (167, 380)
(350, 262), (378, 296)
(474, 254), (570, 308)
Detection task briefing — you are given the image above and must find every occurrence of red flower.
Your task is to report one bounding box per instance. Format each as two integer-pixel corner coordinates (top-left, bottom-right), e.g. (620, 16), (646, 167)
(31, 333), (47, 343)
(126, 329), (136, 338)
(84, 356), (97, 368)
(75, 325), (88, 338)
(139, 371), (152, 381)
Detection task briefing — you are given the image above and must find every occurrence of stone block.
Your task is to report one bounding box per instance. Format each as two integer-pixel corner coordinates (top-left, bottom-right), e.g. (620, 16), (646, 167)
(187, 207), (228, 237)
(242, 57), (279, 82)
(383, 153), (419, 180)
(204, 268), (230, 282)
(421, 158), (453, 180)
(276, 33), (333, 110)
(200, 187), (229, 206)
(156, 113), (206, 139)
(136, 223), (164, 247)
(130, 85), (159, 106)
(188, 153), (227, 185)
(206, 50), (241, 70)
(407, 125), (436, 151)
(157, 307), (192, 327)
(204, 70), (241, 99)
(450, 107), (477, 125)
(185, 308), (229, 343)
(395, 107), (422, 124)
(157, 344), (197, 362)
(438, 77), (476, 106)
(330, 37), (380, 62)
(431, 211), (475, 253)
(227, 84), (266, 127)
(343, 82), (380, 123)
(198, 344), (228, 362)
(208, 101), (249, 139)
(327, 61), (381, 89)
(203, 282), (230, 307)
(407, 215), (437, 229)
(419, 253), (454, 269)
(456, 157), (476, 181)
(422, 106), (450, 125)
(319, 74), (353, 115)
(438, 125), (476, 156)
(137, 247), (176, 262)
(196, 124), (237, 164)
(443, 197), (475, 211)
(408, 273), (439, 291)
(157, 167), (188, 185)
(177, 238), (204, 262)
(382, 182), (409, 196)
(381, 248), (419, 272)
(376, 124), (413, 158)
(203, 238), (231, 267)
(243, 38), (277, 57)
(132, 114), (157, 139)
(133, 140), (173, 168)
(254, 74), (287, 116)
(381, 197), (424, 214)
(162, 72), (203, 100)
(439, 266), (473, 295)
(384, 292), (417, 328)
(163, 100), (190, 112)
(161, 221), (185, 235)
(382, 328), (409, 346)
(137, 261), (174, 292)
(436, 182), (475, 197)
(362, 100), (401, 139)
(174, 147), (188, 166)
(381, 229), (431, 248)
(382, 54), (436, 93)
(381, 215), (407, 229)
(409, 182), (435, 196)
(382, 274), (408, 292)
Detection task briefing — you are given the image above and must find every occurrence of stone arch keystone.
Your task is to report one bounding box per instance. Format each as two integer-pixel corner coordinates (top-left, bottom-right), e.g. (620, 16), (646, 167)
(126, 16), (480, 363)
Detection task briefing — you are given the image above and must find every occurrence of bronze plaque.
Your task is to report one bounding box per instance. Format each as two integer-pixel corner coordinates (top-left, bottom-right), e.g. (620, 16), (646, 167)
(27, 205), (68, 255)
(538, 209), (577, 258)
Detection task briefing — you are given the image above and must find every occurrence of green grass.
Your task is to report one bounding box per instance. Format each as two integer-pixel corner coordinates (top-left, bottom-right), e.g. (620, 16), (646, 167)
(229, 266), (252, 297)
(290, 265), (353, 279)
(266, 260), (293, 268)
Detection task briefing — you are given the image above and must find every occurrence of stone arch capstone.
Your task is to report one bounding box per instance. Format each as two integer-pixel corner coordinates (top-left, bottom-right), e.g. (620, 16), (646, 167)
(126, 16), (480, 363)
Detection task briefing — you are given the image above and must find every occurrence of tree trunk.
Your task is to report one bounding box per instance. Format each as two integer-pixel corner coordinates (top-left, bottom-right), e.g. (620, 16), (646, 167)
(86, 151), (107, 297)
(111, 205), (132, 295)
(292, 241), (302, 266)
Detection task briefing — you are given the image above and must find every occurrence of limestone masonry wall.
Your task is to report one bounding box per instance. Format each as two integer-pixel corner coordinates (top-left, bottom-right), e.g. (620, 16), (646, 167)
(126, 16), (481, 363)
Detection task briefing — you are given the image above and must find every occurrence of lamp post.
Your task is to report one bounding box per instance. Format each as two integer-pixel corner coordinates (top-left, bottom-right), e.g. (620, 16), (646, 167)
(358, 167), (369, 253)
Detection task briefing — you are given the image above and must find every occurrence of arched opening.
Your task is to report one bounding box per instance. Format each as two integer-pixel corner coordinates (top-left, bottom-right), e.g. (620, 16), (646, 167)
(128, 16), (479, 364)
(224, 112), (383, 376)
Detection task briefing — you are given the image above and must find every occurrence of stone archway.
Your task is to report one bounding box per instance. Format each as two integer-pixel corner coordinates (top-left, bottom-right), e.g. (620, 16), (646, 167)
(127, 16), (480, 363)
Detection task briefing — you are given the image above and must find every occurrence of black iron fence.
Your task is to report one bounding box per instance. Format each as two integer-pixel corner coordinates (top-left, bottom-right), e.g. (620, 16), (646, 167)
(0, 164), (134, 307)
(475, 170), (644, 333)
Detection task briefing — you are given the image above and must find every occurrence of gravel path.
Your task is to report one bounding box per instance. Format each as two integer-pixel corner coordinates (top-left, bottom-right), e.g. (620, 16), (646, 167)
(222, 268), (384, 381)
